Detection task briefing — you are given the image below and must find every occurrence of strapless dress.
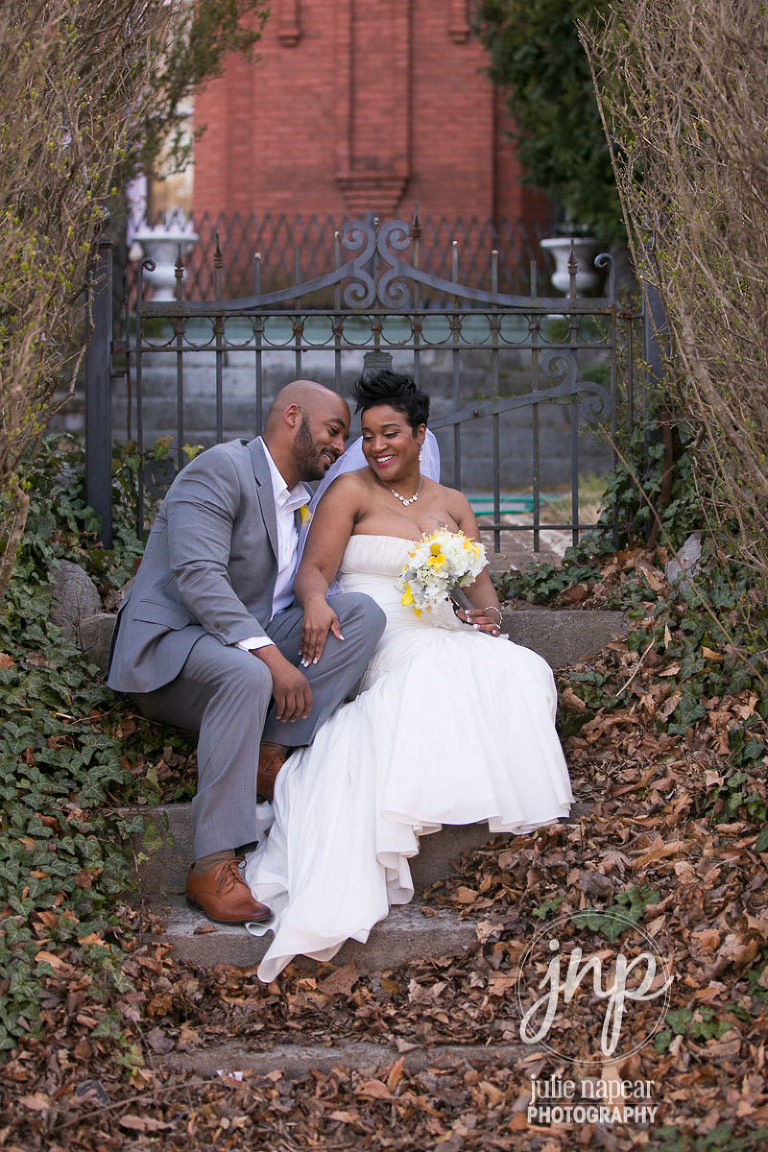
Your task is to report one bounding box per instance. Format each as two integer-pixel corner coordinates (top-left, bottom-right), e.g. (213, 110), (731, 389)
(244, 535), (572, 981)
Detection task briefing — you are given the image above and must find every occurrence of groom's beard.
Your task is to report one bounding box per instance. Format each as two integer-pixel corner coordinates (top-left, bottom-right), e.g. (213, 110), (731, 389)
(294, 416), (337, 481)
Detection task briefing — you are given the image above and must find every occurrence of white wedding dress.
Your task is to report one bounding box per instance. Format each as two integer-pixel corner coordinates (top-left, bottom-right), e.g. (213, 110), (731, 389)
(244, 535), (572, 982)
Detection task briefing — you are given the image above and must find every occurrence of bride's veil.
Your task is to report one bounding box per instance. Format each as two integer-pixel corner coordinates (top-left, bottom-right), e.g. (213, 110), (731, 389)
(309, 425), (440, 512)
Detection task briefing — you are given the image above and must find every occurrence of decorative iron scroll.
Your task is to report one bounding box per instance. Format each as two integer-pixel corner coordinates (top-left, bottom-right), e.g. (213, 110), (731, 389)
(142, 457), (178, 498)
(322, 218), (416, 308)
(122, 213), (638, 548)
(538, 348), (613, 421)
(140, 215), (614, 316)
(374, 219), (414, 309)
(429, 377), (613, 433)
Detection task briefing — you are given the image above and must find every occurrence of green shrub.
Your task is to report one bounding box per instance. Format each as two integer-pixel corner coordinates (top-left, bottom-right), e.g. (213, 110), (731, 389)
(0, 435), (171, 1057)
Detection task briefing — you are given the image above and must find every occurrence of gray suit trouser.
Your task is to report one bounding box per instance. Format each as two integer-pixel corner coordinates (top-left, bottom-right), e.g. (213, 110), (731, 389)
(130, 593), (386, 859)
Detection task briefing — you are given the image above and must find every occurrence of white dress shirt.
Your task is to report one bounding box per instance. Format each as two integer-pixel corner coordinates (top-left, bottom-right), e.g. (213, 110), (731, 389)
(237, 439), (309, 652)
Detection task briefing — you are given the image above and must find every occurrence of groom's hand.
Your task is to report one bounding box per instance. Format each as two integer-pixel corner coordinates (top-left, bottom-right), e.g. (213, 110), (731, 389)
(253, 647), (313, 722)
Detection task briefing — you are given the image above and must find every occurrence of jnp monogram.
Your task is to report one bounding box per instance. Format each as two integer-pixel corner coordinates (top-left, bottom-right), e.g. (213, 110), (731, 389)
(516, 913), (673, 1063)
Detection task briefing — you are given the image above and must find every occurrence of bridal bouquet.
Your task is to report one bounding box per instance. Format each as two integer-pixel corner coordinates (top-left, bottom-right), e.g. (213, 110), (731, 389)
(397, 529), (486, 617)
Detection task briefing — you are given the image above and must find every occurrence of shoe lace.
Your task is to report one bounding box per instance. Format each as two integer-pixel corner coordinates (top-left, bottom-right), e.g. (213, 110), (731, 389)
(216, 858), (245, 893)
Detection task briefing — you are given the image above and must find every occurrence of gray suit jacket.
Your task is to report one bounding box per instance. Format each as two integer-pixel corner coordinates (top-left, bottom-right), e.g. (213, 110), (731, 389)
(107, 438), (305, 695)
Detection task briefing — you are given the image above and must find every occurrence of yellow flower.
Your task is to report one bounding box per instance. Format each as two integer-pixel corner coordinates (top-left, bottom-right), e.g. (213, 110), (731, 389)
(396, 528), (486, 619)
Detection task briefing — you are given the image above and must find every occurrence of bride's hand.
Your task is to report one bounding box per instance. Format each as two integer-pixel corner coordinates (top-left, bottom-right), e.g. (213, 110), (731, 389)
(458, 606), (504, 636)
(300, 597), (345, 666)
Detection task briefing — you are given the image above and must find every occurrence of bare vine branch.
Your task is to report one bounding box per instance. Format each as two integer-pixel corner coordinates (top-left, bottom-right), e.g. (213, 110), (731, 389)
(0, 0), (267, 601)
(581, 0), (768, 593)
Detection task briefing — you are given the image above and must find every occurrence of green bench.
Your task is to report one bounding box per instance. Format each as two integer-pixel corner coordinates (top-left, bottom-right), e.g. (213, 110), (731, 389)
(468, 494), (540, 516)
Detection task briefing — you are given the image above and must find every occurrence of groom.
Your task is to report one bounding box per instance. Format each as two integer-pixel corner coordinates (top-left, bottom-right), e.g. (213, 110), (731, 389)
(107, 380), (386, 924)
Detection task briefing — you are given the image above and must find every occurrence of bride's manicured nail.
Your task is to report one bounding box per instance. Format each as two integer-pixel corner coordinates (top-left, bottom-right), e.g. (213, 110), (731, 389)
(312, 657), (319, 664)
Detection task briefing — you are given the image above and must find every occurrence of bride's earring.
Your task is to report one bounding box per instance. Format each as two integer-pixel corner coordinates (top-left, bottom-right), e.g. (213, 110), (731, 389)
(419, 449), (423, 462)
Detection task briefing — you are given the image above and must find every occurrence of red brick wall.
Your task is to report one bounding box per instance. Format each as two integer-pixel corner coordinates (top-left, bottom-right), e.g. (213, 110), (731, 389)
(192, 0), (548, 227)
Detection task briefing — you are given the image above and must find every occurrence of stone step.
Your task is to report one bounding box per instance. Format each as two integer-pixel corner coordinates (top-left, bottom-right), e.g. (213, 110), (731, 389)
(76, 605), (628, 680)
(158, 897), (478, 973)
(503, 608), (627, 670)
(126, 603), (623, 974)
(136, 804), (519, 904)
(136, 802), (590, 973)
(134, 808), (513, 973)
(163, 1037), (529, 1080)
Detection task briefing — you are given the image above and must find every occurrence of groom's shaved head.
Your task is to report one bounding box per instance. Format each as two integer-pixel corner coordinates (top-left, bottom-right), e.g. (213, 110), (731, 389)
(265, 380), (350, 434)
(263, 379), (350, 486)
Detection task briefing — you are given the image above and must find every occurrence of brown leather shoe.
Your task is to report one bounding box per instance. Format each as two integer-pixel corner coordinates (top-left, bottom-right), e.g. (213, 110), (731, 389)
(185, 859), (272, 924)
(257, 741), (290, 801)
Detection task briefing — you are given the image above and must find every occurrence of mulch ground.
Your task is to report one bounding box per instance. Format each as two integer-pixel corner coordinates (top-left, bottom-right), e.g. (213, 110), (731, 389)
(3, 553), (768, 1150)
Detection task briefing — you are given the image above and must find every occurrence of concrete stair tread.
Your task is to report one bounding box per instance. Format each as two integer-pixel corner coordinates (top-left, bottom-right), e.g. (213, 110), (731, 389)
(83, 606), (629, 680)
(502, 608), (627, 669)
(163, 1037), (529, 1079)
(137, 806), (590, 971)
(160, 893), (478, 972)
(126, 592), (622, 977)
(136, 806), (517, 903)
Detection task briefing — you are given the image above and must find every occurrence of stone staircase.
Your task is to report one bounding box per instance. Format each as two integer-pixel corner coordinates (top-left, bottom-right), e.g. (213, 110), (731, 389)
(137, 804), (496, 972)
(48, 536), (626, 986)
(132, 606), (626, 977)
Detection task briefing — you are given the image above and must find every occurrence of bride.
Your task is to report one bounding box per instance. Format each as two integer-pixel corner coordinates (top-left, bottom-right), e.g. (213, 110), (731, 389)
(244, 370), (572, 981)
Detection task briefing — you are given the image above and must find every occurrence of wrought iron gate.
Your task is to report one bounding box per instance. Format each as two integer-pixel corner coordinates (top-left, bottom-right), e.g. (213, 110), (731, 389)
(86, 215), (644, 549)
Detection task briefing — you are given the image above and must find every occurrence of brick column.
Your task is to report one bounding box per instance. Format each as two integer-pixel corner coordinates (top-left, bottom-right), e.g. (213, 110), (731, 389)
(335, 0), (411, 216)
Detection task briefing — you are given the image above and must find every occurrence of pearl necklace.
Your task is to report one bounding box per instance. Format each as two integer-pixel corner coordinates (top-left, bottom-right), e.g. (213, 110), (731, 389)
(386, 475), (423, 507)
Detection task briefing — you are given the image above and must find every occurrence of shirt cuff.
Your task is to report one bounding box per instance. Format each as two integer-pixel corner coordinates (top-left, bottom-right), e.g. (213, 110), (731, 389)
(236, 636), (274, 652)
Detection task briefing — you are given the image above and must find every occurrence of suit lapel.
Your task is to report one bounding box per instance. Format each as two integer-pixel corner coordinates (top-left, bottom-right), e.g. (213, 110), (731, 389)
(248, 438), (279, 560)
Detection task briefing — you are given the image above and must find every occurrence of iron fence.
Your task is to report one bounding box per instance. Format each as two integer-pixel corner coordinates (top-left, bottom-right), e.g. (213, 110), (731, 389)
(126, 208), (557, 302)
(87, 216), (644, 551)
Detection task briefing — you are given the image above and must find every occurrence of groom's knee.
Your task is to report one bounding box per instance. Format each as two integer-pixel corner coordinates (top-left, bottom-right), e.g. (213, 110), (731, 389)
(332, 593), (386, 654)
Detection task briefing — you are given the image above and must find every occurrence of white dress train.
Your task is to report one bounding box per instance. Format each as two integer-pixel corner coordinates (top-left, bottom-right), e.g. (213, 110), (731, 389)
(244, 535), (572, 982)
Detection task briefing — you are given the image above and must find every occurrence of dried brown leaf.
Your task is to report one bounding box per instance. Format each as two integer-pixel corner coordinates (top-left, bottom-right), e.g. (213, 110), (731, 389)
(119, 1115), (175, 1132)
(18, 1094), (51, 1111)
(455, 886), (479, 904)
(354, 1078), (394, 1101)
(318, 960), (360, 996)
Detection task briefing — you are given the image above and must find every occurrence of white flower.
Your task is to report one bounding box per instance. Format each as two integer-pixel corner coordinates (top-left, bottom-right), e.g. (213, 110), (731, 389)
(397, 529), (486, 616)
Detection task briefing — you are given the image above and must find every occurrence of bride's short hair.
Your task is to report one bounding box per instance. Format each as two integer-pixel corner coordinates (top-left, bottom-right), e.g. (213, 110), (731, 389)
(352, 370), (429, 430)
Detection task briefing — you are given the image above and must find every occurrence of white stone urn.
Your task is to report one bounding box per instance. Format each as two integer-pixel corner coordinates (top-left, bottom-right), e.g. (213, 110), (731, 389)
(133, 217), (198, 301)
(540, 236), (603, 295)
